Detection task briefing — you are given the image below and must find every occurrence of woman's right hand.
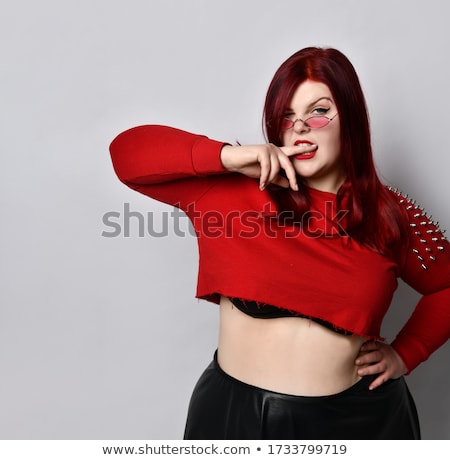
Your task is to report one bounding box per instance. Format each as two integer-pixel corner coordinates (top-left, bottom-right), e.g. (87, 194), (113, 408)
(220, 143), (316, 191)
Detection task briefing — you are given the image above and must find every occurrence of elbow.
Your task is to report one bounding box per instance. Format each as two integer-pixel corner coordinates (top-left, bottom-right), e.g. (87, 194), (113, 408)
(109, 126), (148, 184)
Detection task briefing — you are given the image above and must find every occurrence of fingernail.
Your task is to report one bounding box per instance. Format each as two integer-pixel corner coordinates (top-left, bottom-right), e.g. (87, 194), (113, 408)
(259, 183), (265, 191)
(355, 359), (360, 365)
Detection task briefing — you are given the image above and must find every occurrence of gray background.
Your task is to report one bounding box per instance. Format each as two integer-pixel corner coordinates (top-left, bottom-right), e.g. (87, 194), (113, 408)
(1, 0), (449, 440)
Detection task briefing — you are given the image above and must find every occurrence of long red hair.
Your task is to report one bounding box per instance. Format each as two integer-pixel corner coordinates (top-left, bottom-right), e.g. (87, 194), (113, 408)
(263, 47), (408, 257)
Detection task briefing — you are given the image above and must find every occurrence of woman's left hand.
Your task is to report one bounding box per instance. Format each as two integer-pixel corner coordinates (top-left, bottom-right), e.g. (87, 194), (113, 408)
(355, 341), (407, 390)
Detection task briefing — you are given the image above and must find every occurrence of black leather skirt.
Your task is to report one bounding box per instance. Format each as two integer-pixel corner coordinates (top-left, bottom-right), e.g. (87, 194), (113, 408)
(184, 351), (420, 440)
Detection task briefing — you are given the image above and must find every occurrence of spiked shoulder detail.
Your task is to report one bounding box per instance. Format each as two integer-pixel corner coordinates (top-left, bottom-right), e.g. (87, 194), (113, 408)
(386, 186), (447, 270)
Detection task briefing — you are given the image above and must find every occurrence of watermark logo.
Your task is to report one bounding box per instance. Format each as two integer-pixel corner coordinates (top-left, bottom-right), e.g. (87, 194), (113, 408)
(102, 203), (195, 238)
(101, 202), (348, 239)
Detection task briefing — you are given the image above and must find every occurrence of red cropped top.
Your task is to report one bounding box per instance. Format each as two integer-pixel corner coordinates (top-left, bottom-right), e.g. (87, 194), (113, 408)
(109, 124), (450, 373)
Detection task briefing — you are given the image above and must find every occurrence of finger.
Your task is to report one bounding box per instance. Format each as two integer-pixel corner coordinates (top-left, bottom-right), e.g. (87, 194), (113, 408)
(355, 350), (382, 366)
(277, 154), (298, 191)
(368, 372), (389, 391)
(357, 359), (387, 377)
(267, 152), (281, 185)
(258, 152), (271, 190)
(359, 340), (381, 353)
(281, 144), (318, 158)
(266, 144), (300, 190)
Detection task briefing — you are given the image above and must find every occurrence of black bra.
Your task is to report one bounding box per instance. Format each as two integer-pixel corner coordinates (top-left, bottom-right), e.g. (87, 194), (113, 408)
(229, 297), (352, 336)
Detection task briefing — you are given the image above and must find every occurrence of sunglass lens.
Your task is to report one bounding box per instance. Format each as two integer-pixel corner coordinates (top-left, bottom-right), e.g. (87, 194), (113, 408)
(306, 117), (328, 129)
(281, 119), (293, 130)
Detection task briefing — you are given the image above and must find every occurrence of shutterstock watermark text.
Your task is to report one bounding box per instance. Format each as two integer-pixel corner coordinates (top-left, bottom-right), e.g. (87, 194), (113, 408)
(101, 202), (348, 239)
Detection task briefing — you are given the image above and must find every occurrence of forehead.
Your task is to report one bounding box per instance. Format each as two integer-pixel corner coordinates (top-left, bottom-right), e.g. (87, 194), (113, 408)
(288, 80), (334, 108)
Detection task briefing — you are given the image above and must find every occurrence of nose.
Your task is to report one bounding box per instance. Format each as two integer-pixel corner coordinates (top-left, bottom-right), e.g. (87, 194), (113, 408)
(293, 119), (310, 133)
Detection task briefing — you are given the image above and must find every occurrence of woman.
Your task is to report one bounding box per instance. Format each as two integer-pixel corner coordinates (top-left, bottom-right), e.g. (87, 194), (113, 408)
(109, 47), (450, 439)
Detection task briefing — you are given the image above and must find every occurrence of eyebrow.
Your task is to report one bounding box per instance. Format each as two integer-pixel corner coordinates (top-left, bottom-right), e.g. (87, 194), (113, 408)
(285, 97), (333, 114)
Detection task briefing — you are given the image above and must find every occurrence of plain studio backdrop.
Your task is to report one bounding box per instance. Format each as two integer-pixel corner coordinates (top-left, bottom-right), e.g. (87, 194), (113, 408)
(1, 0), (449, 440)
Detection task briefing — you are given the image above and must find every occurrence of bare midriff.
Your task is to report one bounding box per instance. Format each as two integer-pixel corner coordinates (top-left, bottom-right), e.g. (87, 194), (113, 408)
(218, 296), (366, 396)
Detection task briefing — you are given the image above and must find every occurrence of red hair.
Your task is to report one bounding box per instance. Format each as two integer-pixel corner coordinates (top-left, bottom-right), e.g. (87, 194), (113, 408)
(263, 47), (408, 257)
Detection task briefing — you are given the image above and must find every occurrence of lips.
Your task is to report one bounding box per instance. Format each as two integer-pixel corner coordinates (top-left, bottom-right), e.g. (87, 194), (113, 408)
(294, 140), (314, 146)
(294, 139), (317, 160)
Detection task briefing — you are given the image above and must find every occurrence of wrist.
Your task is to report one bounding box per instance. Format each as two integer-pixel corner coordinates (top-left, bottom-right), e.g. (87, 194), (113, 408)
(220, 145), (236, 171)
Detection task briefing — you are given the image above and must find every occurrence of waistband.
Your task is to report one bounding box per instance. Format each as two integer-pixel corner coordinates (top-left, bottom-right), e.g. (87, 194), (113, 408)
(185, 350), (420, 439)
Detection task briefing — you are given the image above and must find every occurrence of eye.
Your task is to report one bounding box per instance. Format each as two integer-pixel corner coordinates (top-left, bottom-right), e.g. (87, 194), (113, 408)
(283, 111), (295, 119)
(311, 107), (330, 116)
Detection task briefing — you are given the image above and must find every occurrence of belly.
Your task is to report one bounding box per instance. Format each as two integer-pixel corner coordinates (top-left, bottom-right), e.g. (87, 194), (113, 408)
(218, 296), (365, 396)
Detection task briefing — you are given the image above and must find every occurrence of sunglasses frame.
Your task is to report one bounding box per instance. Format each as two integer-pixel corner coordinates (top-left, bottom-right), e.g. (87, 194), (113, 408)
(281, 113), (338, 130)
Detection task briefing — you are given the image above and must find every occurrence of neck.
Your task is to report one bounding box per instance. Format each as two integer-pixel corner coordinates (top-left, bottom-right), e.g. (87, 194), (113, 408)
(304, 175), (346, 194)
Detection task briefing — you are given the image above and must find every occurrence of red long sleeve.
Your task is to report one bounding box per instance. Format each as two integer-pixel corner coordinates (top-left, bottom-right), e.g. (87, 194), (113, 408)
(392, 288), (450, 372)
(390, 189), (450, 372)
(110, 125), (229, 208)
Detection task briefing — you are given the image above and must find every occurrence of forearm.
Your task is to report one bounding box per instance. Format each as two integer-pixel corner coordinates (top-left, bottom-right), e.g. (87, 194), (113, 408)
(391, 287), (450, 373)
(109, 125), (228, 186)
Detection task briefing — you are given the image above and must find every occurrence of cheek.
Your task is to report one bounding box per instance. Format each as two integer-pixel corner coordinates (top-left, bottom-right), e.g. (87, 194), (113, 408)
(330, 136), (342, 159)
(280, 132), (289, 147)
(325, 126), (341, 158)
